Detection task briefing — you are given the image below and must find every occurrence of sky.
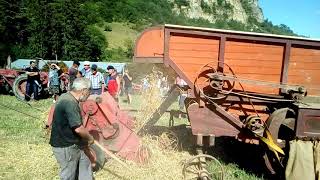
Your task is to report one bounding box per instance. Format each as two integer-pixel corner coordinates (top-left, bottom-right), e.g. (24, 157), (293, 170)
(259, 0), (320, 38)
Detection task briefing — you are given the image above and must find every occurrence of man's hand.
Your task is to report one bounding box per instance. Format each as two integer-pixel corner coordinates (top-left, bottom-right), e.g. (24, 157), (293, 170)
(88, 135), (94, 145)
(74, 125), (95, 145)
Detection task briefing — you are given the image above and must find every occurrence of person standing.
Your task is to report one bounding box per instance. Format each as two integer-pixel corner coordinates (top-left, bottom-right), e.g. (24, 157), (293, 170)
(122, 69), (133, 104)
(87, 64), (105, 95)
(81, 61), (91, 78)
(106, 65), (120, 101)
(48, 63), (62, 102)
(25, 61), (40, 101)
(175, 76), (188, 118)
(50, 78), (94, 180)
(68, 60), (81, 89)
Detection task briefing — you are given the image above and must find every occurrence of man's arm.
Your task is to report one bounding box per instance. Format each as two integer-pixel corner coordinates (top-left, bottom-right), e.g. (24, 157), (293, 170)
(26, 72), (38, 76)
(116, 76), (121, 94)
(100, 73), (105, 94)
(127, 74), (132, 81)
(74, 125), (94, 145)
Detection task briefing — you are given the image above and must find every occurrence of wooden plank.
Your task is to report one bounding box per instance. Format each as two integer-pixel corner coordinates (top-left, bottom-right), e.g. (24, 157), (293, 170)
(225, 53), (283, 61)
(290, 48), (320, 55)
(170, 50), (218, 58)
(170, 35), (220, 44)
(226, 60), (283, 68)
(288, 47), (320, 95)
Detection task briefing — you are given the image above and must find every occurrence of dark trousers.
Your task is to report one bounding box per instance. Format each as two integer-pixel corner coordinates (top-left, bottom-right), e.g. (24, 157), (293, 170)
(25, 81), (38, 101)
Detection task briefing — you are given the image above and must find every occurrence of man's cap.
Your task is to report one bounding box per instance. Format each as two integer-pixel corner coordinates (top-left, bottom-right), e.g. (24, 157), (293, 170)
(84, 61), (90, 65)
(91, 64), (98, 70)
(30, 61), (36, 65)
(107, 65), (115, 70)
(73, 60), (80, 66)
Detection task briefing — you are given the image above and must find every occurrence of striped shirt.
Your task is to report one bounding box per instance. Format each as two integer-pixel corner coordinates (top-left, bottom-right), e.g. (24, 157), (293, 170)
(87, 72), (104, 89)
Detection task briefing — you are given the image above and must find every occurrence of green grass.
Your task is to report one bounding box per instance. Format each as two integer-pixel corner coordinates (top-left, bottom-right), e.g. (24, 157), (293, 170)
(0, 94), (265, 179)
(97, 22), (139, 50)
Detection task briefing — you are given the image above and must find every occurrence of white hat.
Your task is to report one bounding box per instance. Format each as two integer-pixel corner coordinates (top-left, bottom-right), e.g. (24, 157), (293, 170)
(83, 61), (90, 65)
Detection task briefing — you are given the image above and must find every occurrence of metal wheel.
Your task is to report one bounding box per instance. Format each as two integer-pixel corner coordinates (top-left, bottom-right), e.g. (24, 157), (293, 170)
(183, 154), (224, 180)
(263, 108), (296, 175)
(12, 74), (27, 100)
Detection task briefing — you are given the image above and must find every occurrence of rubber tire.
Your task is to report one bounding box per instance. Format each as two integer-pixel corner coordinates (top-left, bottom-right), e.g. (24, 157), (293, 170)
(90, 144), (106, 172)
(13, 74), (28, 100)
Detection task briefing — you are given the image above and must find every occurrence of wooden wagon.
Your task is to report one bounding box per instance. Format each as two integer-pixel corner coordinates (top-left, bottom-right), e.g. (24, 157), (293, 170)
(134, 24), (320, 179)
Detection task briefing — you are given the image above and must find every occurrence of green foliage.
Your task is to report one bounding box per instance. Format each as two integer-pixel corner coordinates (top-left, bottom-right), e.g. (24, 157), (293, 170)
(200, 0), (216, 14)
(0, 0), (299, 66)
(104, 24), (112, 32)
(174, 0), (189, 7)
(0, 0), (106, 66)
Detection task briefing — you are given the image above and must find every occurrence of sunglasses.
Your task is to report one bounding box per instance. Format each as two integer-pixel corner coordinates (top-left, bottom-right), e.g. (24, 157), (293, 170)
(84, 65), (90, 66)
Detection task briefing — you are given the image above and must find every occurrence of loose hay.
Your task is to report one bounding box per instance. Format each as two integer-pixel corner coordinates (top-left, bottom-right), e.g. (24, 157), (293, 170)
(93, 71), (193, 179)
(0, 82), (265, 180)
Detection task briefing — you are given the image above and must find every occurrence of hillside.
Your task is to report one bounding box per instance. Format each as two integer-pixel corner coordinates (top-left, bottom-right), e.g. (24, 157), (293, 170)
(172, 0), (263, 24)
(0, 0), (297, 65)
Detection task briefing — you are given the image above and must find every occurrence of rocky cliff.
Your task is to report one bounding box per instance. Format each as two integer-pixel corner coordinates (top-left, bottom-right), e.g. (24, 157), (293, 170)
(171, 0), (264, 24)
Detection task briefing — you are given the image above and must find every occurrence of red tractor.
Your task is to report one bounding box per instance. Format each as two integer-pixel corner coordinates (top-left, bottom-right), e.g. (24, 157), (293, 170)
(0, 68), (49, 100)
(0, 64), (69, 100)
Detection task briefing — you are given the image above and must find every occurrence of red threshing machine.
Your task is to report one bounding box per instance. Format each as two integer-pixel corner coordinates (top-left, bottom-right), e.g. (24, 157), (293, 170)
(134, 24), (320, 179)
(46, 93), (148, 171)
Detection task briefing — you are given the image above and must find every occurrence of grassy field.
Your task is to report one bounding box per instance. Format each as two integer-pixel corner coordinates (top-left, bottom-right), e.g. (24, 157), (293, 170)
(0, 94), (267, 180)
(97, 22), (139, 50)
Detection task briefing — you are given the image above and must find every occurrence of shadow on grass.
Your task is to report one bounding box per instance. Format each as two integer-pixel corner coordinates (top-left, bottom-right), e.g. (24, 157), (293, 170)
(146, 124), (281, 180)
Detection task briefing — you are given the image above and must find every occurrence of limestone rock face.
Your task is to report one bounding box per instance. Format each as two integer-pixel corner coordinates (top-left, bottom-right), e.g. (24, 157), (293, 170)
(171, 0), (264, 24)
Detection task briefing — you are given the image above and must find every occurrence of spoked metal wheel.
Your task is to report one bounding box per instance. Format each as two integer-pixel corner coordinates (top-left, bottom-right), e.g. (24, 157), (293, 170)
(183, 154), (224, 180)
(263, 108), (296, 175)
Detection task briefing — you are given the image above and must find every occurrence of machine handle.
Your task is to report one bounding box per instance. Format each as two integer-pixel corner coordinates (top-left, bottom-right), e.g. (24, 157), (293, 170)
(93, 140), (132, 171)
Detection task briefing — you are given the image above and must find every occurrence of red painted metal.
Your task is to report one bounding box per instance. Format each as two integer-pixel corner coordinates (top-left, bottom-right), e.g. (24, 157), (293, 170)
(0, 68), (49, 96)
(47, 93), (147, 163)
(0, 69), (20, 87)
(187, 102), (242, 137)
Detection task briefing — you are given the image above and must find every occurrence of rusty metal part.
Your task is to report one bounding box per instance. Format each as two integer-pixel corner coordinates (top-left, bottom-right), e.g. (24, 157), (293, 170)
(263, 108), (296, 174)
(208, 73), (306, 94)
(182, 154), (224, 180)
(244, 115), (265, 136)
(187, 101), (243, 137)
(293, 103), (320, 138)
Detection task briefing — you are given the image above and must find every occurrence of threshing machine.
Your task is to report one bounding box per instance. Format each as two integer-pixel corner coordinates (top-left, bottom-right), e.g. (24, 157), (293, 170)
(134, 24), (320, 179)
(46, 93), (148, 171)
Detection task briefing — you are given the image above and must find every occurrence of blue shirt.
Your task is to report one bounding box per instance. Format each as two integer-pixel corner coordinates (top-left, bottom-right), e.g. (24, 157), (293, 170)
(49, 69), (61, 86)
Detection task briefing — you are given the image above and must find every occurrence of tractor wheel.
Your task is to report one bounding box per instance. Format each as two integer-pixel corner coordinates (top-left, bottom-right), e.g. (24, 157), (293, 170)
(263, 108), (296, 175)
(13, 74), (28, 100)
(90, 144), (106, 172)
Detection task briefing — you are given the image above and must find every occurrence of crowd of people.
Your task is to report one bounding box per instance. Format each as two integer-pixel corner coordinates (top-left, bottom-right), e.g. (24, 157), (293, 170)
(25, 60), (133, 103)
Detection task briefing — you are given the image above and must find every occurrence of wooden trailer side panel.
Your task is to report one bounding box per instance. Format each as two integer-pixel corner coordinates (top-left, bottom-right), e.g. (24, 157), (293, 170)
(168, 35), (220, 87)
(168, 35), (285, 95)
(224, 41), (284, 94)
(134, 25), (320, 96)
(287, 47), (320, 95)
(134, 27), (164, 63)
